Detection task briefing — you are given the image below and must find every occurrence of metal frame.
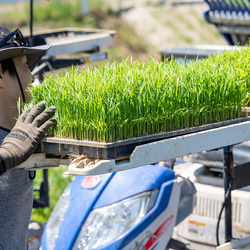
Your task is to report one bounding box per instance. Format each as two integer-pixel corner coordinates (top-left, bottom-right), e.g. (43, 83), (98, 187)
(29, 28), (115, 80)
(203, 0), (250, 45)
(18, 118), (250, 244)
(18, 119), (250, 175)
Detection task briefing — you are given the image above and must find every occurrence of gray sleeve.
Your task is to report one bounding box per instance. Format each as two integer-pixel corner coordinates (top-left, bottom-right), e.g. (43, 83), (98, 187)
(0, 155), (6, 175)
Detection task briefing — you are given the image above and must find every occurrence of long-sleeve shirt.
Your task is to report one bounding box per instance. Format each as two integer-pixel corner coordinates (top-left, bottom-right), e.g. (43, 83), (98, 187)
(0, 126), (33, 250)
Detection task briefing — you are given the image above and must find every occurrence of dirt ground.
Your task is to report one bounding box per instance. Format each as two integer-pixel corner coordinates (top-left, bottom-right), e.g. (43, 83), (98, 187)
(105, 0), (228, 53)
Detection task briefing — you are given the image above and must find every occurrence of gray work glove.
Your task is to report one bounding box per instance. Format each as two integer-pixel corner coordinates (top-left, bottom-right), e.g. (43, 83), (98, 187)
(0, 101), (56, 171)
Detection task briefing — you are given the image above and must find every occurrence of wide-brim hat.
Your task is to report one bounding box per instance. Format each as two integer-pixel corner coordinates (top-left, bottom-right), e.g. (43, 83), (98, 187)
(0, 26), (50, 71)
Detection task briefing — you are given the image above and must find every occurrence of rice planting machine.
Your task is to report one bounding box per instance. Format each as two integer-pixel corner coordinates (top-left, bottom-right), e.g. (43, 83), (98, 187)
(8, 1), (250, 248)
(18, 45), (250, 249)
(18, 115), (250, 249)
(203, 0), (250, 46)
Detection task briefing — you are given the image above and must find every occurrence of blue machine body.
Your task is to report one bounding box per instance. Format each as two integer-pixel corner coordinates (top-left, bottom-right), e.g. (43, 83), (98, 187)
(41, 164), (175, 249)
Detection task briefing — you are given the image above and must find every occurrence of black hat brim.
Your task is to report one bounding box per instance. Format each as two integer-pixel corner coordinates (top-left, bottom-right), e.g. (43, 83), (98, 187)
(0, 44), (50, 70)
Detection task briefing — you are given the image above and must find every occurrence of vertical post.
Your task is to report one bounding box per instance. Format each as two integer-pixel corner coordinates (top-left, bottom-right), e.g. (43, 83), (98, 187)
(81, 0), (88, 15)
(30, 0), (33, 37)
(43, 169), (50, 207)
(33, 169), (50, 208)
(223, 146), (233, 242)
(29, 0), (34, 46)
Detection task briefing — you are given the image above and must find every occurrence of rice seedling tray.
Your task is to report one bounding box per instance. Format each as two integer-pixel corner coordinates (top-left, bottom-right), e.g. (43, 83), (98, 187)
(39, 117), (250, 160)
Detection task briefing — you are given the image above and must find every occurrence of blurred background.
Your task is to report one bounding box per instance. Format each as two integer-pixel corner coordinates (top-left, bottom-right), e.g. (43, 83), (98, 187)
(1, 0), (227, 63)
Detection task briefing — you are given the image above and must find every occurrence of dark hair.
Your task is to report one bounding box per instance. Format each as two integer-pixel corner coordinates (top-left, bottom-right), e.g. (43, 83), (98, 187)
(1, 58), (16, 76)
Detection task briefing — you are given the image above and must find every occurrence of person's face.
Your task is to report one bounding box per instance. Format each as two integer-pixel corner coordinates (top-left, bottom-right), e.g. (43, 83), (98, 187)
(12, 55), (34, 103)
(1, 55), (34, 105)
(0, 55), (34, 129)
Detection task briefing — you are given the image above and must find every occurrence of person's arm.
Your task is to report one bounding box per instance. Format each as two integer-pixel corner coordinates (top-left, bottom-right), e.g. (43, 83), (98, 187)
(0, 101), (56, 175)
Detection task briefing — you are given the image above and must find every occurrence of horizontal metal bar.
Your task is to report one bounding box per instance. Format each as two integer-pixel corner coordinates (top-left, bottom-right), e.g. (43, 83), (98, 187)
(37, 52), (108, 72)
(46, 33), (114, 57)
(217, 25), (250, 34)
(17, 153), (71, 170)
(65, 120), (250, 175)
(208, 16), (250, 26)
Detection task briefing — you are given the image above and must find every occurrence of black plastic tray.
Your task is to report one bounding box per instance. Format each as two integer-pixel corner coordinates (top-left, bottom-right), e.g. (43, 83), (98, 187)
(38, 117), (250, 160)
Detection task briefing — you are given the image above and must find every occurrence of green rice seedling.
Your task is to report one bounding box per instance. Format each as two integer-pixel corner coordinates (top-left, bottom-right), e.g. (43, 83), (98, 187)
(27, 47), (250, 142)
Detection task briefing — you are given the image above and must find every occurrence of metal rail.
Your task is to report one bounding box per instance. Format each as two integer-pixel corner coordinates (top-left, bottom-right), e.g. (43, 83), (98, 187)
(17, 114), (250, 247)
(18, 119), (250, 175)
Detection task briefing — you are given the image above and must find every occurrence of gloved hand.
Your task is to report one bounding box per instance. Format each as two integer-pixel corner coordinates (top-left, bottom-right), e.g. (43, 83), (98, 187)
(0, 101), (56, 171)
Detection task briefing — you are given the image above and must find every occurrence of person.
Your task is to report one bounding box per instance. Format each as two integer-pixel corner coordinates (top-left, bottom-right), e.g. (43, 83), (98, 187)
(0, 25), (56, 249)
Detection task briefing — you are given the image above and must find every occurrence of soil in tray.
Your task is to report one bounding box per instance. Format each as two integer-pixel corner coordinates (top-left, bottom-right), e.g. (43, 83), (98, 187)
(28, 47), (250, 144)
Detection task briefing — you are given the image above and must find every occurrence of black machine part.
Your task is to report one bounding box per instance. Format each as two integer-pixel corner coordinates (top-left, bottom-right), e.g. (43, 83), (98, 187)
(190, 141), (250, 191)
(175, 175), (196, 226)
(33, 169), (49, 208)
(190, 141), (250, 244)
